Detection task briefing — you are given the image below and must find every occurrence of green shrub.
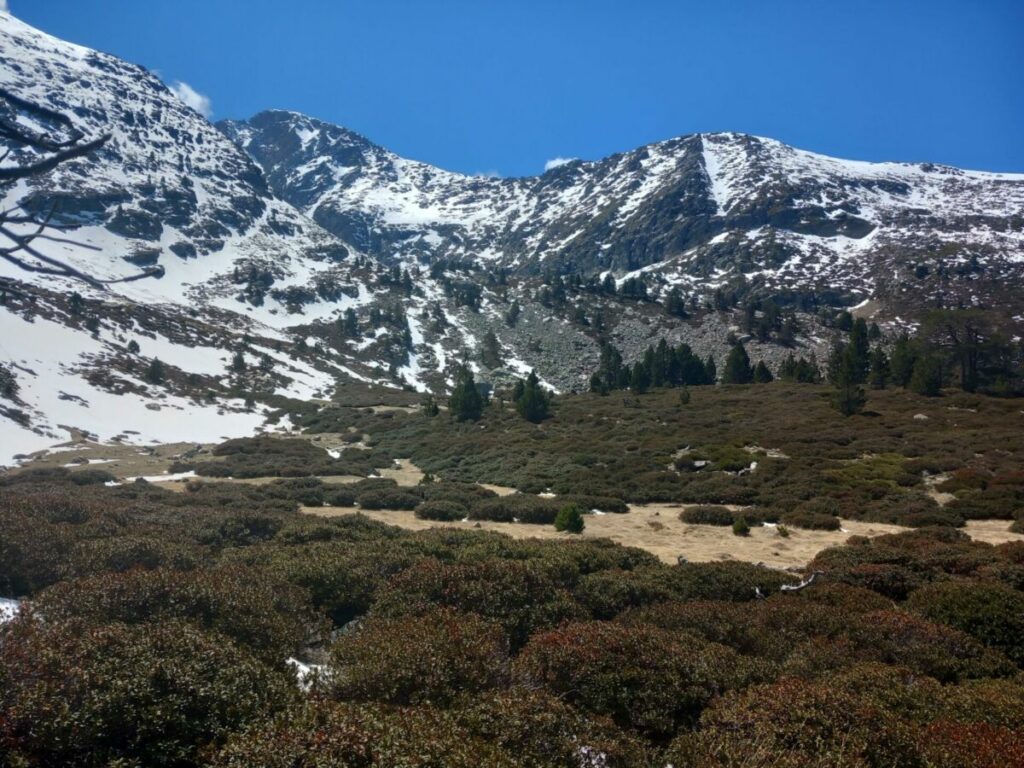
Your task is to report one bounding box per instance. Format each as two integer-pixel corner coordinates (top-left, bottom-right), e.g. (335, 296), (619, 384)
(356, 489), (421, 510)
(371, 559), (586, 647)
(33, 566), (325, 663)
(414, 499), (467, 521)
(212, 701), (516, 767)
(906, 581), (1024, 666)
(514, 621), (767, 736)
(780, 509), (842, 530)
(0, 616), (295, 767)
(554, 503), (585, 534)
(732, 516), (751, 536)
(680, 505), (735, 526)
(329, 609), (509, 705)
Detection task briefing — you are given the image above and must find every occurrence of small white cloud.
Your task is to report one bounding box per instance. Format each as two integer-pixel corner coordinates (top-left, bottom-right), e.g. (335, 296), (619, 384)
(0, 1), (9, 13)
(169, 80), (213, 119)
(544, 156), (576, 172)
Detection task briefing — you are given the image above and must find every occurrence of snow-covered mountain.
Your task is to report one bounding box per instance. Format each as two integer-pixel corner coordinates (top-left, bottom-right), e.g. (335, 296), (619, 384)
(2, 11), (1023, 464)
(223, 111), (1024, 314)
(0, 13), (382, 461)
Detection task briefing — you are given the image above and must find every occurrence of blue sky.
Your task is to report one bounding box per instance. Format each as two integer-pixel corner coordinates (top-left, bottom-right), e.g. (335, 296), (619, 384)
(13, 0), (1024, 176)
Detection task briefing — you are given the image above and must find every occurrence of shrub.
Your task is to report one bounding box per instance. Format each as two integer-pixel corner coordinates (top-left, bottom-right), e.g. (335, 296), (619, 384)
(514, 621), (767, 736)
(455, 688), (652, 768)
(554, 503), (585, 533)
(848, 610), (1015, 682)
(212, 701), (516, 768)
(356, 489), (421, 510)
(780, 509), (842, 530)
(0, 616), (295, 767)
(469, 495), (561, 524)
(917, 721), (1024, 768)
(668, 677), (922, 768)
(414, 499), (467, 521)
(329, 609), (509, 705)
(732, 516), (751, 536)
(680, 505), (735, 526)
(33, 566), (325, 663)
(371, 559), (586, 647)
(906, 581), (1024, 666)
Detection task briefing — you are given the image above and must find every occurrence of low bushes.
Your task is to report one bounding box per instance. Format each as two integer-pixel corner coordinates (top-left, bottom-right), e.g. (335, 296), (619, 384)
(371, 559), (586, 647)
(414, 499), (467, 521)
(680, 505), (735, 526)
(906, 581), (1024, 666)
(780, 509), (842, 530)
(468, 495), (561, 524)
(329, 609), (509, 705)
(514, 621), (768, 736)
(0, 616), (295, 767)
(33, 566), (325, 663)
(356, 489), (421, 510)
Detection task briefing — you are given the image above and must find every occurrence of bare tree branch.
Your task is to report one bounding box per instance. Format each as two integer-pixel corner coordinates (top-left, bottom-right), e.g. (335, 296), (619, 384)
(0, 88), (162, 288)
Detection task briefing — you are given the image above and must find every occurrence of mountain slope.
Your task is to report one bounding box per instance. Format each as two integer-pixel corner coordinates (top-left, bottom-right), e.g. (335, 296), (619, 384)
(223, 111), (1024, 316)
(0, 13), (386, 462)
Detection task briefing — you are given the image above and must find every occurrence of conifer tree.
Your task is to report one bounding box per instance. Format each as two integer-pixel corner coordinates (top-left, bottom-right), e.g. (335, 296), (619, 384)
(722, 343), (754, 384)
(890, 334), (918, 387)
(514, 370), (551, 423)
(144, 358), (165, 385)
(910, 355), (943, 397)
(832, 346), (867, 416)
(705, 355), (717, 383)
(753, 360), (773, 383)
(869, 347), (891, 389)
(449, 365), (485, 421)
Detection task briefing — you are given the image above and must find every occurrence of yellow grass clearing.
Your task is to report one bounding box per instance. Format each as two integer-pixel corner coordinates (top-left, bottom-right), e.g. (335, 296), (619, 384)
(304, 502), (915, 567)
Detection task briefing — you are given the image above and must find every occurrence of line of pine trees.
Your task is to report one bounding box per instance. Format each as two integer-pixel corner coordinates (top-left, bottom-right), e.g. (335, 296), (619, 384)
(590, 340), (716, 395)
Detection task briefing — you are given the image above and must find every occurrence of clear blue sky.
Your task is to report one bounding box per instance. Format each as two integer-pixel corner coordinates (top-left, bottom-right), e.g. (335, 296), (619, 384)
(14, 0), (1024, 177)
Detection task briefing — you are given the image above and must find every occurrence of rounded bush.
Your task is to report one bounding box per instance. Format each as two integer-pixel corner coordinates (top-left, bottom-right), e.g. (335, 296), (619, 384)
(780, 509), (842, 530)
(0, 616), (295, 767)
(414, 499), (467, 521)
(680, 505), (735, 526)
(34, 565), (325, 662)
(212, 701), (516, 768)
(329, 608), (508, 705)
(372, 559), (586, 647)
(514, 621), (767, 736)
(906, 581), (1024, 665)
(356, 489), (421, 510)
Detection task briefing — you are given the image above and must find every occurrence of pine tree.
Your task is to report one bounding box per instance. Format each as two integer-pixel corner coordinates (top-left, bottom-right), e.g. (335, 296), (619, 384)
(629, 360), (651, 394)
(664, 286), (687, 317)
(890, 334), (918, 387)
(910, 355), (943, 397)
(449, 365), (485, 421)
(421, 393), (440, 417)
(554, 503), (585, 534)
(144, 358), (165, 385)
(849, 318), (870, 383)
(722, 343), (754, 384)
(515, 370), (551, 423)
(832, 345), (867, 416)
(705, 355), (717, 383)
(869, 347), (890, 389)
(480, 331), (502, 369)
(505, 300), (521, 327)
(342, 308), (359, 338)
(753, 360), (773, 383)
(127, 339), (140, 354)
(231, 351), (247, 373)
